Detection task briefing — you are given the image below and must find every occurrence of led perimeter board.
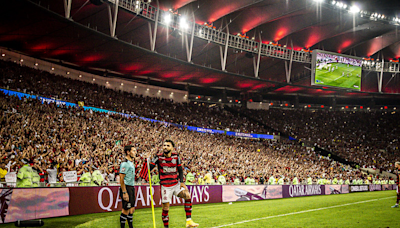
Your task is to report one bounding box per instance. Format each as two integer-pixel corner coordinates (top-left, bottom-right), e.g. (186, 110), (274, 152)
(312, 50), (363, 91)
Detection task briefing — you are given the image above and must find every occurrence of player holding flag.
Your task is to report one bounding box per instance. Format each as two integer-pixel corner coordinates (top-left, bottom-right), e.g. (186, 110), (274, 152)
(146, 139), (199, 228)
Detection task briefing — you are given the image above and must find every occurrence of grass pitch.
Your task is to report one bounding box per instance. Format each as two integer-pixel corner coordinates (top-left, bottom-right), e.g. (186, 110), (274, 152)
(315, 62), (361, 90)
(3, 190), (398, 227)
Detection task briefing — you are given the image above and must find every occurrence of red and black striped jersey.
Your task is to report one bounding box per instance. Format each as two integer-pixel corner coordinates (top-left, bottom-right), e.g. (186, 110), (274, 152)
(150, 153), (183, 187)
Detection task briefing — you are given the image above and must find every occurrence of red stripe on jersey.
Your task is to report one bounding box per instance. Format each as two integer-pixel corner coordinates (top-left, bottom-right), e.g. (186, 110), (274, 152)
(160, 175), (178, 180)
(158, 162), (179, 167)
(161, 179), (179, 186)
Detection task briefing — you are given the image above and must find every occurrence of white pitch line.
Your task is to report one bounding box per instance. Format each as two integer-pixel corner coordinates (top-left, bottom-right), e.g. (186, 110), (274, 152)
(211, 196), (395, 228)
(333, 75), (344, 81)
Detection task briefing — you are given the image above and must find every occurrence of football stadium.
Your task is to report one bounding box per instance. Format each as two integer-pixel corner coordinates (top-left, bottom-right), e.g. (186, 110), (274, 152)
(1, 0), (400, 227)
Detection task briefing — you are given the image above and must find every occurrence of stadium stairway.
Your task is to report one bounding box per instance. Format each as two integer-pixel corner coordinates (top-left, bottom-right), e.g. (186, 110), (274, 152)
(224, 105), (359, 168)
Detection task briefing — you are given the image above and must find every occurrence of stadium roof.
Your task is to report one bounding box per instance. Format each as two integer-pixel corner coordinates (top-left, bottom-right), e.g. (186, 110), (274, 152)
(1, 0), (400, 98)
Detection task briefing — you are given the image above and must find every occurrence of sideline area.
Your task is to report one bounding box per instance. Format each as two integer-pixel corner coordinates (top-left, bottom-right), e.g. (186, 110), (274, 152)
(2, 191), (395, 228)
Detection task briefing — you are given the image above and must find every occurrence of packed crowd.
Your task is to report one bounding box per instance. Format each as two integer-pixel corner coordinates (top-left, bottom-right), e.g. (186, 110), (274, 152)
(242, 108), (400, 172)
(0, 58), (398, 187)
(0, 60), (265, 133)
(1, 93), (388, 187)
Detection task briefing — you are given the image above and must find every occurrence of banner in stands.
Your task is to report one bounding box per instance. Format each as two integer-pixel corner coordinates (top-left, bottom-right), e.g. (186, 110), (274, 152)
(369, 184), (382, 191)
(222, 185), (282, 202)
(186, 126), (225, 134)
(282, 185), (325, 198)
(325, 185), (349, 194)
(381, 184), (396, 191)
(1, 188), (69, 223)
(4, 172), (17, 183)
(349, 185), (369, 192)
(63, 171), (77, 182)
(69, 185), (223, 215)
(40, 97), (77, 108)
(0, 88), (37, 99)
(225, 132), (274, 139)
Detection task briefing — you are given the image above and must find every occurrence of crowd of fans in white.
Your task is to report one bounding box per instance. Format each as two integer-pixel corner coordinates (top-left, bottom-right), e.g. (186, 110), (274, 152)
(0, 60), (398, 187)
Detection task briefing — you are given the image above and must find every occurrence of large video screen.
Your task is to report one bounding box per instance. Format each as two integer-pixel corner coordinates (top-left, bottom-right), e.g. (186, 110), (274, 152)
(312, 50), (362, 90)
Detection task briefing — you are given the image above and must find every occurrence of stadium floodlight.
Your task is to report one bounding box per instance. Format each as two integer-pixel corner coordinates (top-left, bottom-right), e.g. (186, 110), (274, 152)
(350, 6), (360, 14)
(180, 17), (189, 30)
(163, 13), (172, 25)
(332, 1), (336, 5)
(313, 0), (323, 3)
(134, 0), (141, 13)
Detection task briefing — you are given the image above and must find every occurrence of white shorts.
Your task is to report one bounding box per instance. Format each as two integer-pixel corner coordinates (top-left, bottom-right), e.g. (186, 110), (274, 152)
(161, 183), (185, 204)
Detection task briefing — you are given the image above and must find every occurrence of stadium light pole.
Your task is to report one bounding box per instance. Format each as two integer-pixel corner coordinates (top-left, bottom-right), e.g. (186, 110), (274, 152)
(148, 0), (160, 51)
(63, 0), (72, 19)
(285, 40), (294, 83)
(184, 12), (196, 63)
(254, 32), (262, 78)
(107, 0), (119, 37)
(379, 58), (384, 92)
(219, 18), (229, 71)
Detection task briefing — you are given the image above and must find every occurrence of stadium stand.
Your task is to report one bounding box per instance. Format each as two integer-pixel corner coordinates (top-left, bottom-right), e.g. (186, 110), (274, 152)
(0, 60), (267, 134)
(0, 60), (395, 187)
(236, 107), (400, 172)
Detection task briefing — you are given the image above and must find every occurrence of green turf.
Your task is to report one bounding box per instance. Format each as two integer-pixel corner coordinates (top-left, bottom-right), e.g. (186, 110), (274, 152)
(315, 62), (361, 90)
(2, 191), (398, 227)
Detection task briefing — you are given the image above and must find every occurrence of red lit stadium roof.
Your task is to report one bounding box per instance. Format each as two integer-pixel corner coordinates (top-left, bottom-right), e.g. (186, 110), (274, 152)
(1, 0), (400, 97)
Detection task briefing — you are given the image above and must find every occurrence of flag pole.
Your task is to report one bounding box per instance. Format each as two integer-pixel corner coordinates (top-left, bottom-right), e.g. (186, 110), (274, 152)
(147, 158), (156, 228)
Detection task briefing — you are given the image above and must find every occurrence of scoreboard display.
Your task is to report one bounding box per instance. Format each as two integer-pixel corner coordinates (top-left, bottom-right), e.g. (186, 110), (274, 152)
(312, 50), (363, 91)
